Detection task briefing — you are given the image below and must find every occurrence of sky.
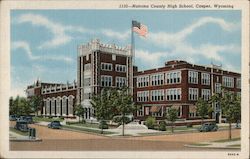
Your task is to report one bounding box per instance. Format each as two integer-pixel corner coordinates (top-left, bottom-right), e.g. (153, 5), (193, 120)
(11, 10), (241, 97)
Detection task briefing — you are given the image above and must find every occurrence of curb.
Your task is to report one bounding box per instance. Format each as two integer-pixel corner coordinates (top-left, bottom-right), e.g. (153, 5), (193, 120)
(10, 138), (42, 142)
(184, 144), (240, 149)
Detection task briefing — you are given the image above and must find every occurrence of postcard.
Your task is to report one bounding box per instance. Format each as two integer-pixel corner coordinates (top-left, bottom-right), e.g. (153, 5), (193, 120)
(0, 0), (249, 158)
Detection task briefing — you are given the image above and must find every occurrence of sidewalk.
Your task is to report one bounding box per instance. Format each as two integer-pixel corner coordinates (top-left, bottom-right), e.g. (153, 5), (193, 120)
(185, 139), (240, 149)
(9, 130), (42, 142)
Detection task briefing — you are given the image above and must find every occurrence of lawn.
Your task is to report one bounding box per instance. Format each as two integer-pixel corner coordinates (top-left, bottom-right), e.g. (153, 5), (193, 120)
(227, 144), (241, 147)
(62, 125), (116, 135)
(9, 127), (29, 136)
(33, 116), (63, 122)
(213, 137), (240, 143)
(189, 143), (211, 146)
(66, 122), (100, 128)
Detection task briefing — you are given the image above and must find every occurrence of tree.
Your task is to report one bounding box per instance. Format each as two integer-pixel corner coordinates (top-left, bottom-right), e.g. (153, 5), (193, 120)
(74, 103), (85, 123)
(9, 96), (17, 115)
(11, 96), (32, 116)
(166, 107), (178, 133)
(111, 87), (136, 136)
(220, 90), (241, 140)
(29, 95), (43, 116)
(210, 89), (241, 140)
(196, 98), (209, 124)
(90, 88), (114, 134)
(145, 116), (156, 129)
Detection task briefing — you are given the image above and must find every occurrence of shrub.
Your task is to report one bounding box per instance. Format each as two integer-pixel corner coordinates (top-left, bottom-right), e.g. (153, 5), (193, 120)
(112, 116), (131, 126)
(158, 121), (167, 131)
(145, 116), (156, 129)
(99, 120), (109, 129)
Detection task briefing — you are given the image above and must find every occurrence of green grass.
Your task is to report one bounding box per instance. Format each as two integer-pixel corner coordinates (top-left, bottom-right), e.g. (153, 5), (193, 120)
(9, 127), (29, 136)
(67, 122), (99, 128)
(190, 143), (211, 146)
(227, 144), (241, 147)
(62, 125), (115, 135)
(33, 116), (63, 122)
(213, 137), (240, 143)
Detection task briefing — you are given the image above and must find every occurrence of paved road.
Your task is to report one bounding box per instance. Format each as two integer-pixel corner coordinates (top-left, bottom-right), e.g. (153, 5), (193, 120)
(10, 123), (240, 151)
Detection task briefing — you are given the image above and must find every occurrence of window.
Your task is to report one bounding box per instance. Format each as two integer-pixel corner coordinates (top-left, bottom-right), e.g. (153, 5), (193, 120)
(166, 88), (181, 101)
(84, 63), (91, 70)
(116, 77), (127, 87)
(201, 73), (210, 85)
(151, 90), (164, 101)
(137, 76), (149, 87)
(115, 64), (126, 72)
(152, 107), (163, 117)
(151, 73), (164, 86)
(215, 83), (221, 93)
(202, 89), (211, 101)
(189, 88), (198, 101)
(166, 71), (181, 84)
(84, 78), (91, 86)
(101, 63), (112, 71)
(236, 78), (241, 89)
(137, 91), (149, 102)
(101, 75), (112, 87)
(137, 106), (143, 116)
(222, 76), (234, 88)
(188, 71), (198, 84)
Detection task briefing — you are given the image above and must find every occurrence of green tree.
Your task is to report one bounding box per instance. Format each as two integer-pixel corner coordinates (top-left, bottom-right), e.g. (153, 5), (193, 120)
(145, 116), (156, 129)
(220, 90), (241, 140)
(196, 98), (209, 124)
(210, 89), (241, 140)
(9, 96), (17, 115)
(12, 96), (32, 116)
(90, 88), (114, 134)
(74, 103), (85, 123)
(111, 87), (136, 136)
(29, 95), (43, 116)
(166, 107), (178, 133)
(10, 96), (31, 116)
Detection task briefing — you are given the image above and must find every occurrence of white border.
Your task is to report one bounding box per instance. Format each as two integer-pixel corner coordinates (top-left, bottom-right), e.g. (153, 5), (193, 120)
(0, 0), (249, 158)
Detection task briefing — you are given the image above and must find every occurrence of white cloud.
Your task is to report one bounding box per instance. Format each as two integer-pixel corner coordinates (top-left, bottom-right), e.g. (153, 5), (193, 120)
(135, 16), (240, 70)
(12, 41), (73, 63)
(101, 29), (130, 40)
(15, 13), (87, 49)
(135, 50), (169, 68)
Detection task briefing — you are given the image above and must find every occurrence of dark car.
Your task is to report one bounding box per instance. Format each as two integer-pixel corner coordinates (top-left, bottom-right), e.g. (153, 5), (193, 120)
(15, 120), (29, 132)
(48, 121), (62, 129)
(9, 115), (18, 121)
(18, 116), (33, 124)
(199, 122), (218, 132)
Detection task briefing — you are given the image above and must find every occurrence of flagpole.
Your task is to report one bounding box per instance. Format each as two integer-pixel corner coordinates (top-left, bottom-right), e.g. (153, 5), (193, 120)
(131, 21), (135, 66)
(130, 21), (135, 96)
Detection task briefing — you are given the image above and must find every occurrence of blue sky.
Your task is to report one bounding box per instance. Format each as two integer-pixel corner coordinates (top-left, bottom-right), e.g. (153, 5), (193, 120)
(11, 10), (241, 97)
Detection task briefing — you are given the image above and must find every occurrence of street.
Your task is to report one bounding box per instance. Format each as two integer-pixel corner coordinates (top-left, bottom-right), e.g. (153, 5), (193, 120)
(10, 123), (240, 151)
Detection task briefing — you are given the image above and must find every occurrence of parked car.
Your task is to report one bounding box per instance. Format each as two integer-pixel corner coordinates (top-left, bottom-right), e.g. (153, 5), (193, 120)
(17, 116), (33, 124)
(199, 122), (218, 132)
(15, 120), (29, 132)
(48, 121), (62, 129)
(9, 115), (18, 121)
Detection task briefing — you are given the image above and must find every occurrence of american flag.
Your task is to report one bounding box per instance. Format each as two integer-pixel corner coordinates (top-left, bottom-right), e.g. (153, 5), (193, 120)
(132, 20), (148, 37)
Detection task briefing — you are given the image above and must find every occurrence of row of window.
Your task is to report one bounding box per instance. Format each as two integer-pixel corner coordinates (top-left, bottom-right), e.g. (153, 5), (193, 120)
(100, 63), (126, 72)
(137, 88), (213, 102)
(137, 106), (181, 117)
(137, 71), (181, 88)
(222, 76), (234, 88)
(101, 75), (127, 87)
